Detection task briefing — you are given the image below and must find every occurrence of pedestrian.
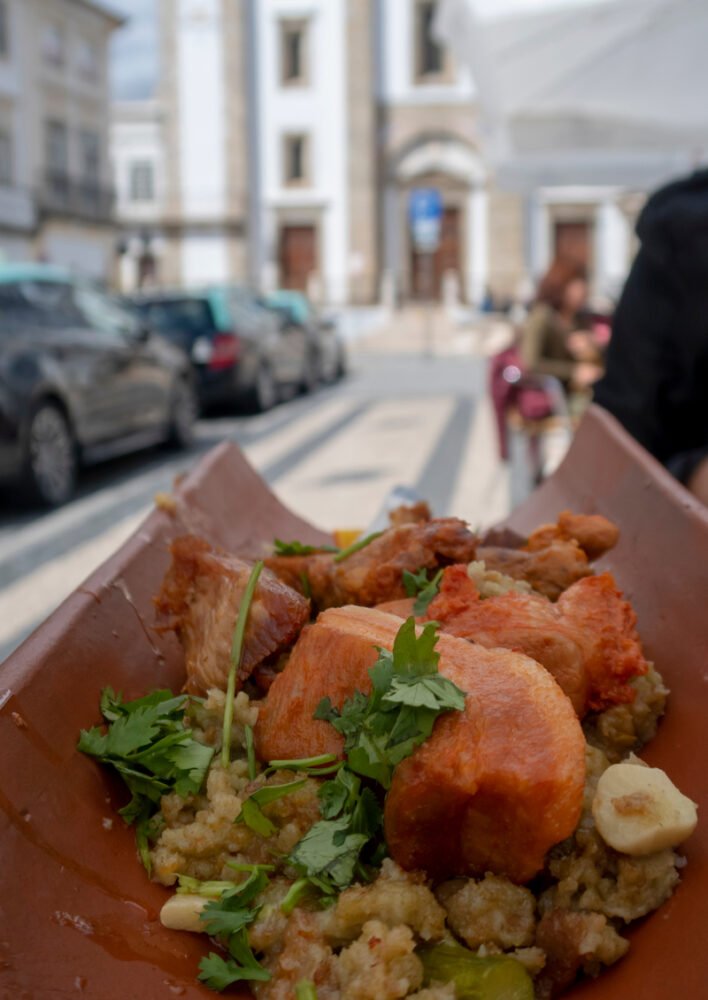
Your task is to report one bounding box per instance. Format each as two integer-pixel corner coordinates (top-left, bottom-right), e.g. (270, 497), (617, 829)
(593, 168), (708, 505)
(520, 258), (603, 393)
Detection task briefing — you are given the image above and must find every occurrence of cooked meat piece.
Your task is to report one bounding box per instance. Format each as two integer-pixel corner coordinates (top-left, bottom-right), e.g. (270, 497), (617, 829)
(525, 511), (620, 561)
(255, 605), (585, 884)
(265, 519), (477, 610)
(388, 501), (432, 527)
(376, 597), (417, 617)
(427, 566), (588, 715)
(426, 565), (647, 715)
(155, 536), (310, 694)
(556, 573), (648, 711)
(534, 909), (629, 999)
(477, 540), (591, 601)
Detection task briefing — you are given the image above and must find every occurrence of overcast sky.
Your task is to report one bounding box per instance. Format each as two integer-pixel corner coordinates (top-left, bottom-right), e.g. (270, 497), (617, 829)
(108, 0), (617, 101)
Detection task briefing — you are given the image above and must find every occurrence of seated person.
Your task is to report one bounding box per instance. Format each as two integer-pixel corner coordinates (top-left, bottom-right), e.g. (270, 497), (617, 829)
(522, 258), (604, 392)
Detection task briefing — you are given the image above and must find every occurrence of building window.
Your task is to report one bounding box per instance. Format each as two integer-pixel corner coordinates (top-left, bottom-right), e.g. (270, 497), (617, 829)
(0, 130), (11, 185)
(415, 1), (447, 80)
(0, 2), (9, 58)
(283, 134), (309, 186)
(79, 130), (100, 185)
(77, 38), (99, 81)
(129, 161), (155, 202)
(280, 20), (308, 86)
(46, 121), (68, 177)
(42, 23), (65, 67)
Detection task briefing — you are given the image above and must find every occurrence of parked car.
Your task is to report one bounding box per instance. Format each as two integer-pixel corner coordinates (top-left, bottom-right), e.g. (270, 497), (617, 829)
(0, 265), (197, 506)
(130, 286), (315, 412)
(263, 290), (347, 385)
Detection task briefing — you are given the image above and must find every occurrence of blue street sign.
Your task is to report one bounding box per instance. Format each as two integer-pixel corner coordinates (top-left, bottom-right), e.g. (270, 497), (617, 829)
(409, 188), (443, 252)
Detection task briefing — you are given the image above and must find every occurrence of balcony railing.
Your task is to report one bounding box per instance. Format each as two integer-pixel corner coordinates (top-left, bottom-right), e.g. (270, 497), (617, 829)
(37, 171), (115, 224)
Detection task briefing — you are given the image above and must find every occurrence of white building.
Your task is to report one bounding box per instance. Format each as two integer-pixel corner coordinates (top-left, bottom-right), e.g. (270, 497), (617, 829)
(112, 0), (639, 305)
(0, 0), (122, 279)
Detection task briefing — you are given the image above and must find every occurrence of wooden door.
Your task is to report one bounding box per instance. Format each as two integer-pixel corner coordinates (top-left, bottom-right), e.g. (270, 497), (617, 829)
(410, 206), (460, 300)
(554, 220), (592, 270)
(279, 224), (317, 291)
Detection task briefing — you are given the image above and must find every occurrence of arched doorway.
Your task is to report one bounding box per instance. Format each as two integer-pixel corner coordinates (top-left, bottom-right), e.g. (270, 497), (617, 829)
(383, 136), (488, 306)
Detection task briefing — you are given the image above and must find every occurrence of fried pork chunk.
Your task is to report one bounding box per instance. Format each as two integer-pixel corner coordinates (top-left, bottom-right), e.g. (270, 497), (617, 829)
(264, 518), (477, 610)
(425, 565), (647, 716)
(255, 605), (585, 884)
(155, 536), (310, 694)
(478, 511), (620, 601)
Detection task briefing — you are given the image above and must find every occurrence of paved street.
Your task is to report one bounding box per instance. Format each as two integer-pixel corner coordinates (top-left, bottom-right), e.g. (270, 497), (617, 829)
(0, 323), (521, 662)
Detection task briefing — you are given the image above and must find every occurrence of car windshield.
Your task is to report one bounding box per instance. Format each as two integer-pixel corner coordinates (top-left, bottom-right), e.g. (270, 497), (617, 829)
(74, 285), (139, 337)
(266, 291), (311, 325)
(0, 280), (83, 332)
(136, 298), (215, 335)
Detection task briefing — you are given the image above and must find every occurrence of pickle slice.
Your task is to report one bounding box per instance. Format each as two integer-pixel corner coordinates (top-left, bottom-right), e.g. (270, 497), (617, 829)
(419, 941), (534, 1000)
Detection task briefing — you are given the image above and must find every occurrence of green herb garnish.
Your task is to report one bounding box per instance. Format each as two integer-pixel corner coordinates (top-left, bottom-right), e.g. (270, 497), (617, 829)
(402, 567), (444, 616)
(236, 778), (308, 838)
(222, 561), (263, 768)
(296, 980), (318, 1000)
(244, 724), (256, 781)
(332, 531), (383, 563)
(78, 688), (214, 856)
(287, 618), (465, 892)
(273, 539), (338, 556)
(197, 868), (272, 990)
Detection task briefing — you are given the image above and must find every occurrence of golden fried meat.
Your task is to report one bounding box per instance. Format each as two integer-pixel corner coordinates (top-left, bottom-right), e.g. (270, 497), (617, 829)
(265, 518), (477, 610)
(255, 605), (585, 884)
(155, 536), (310, 694)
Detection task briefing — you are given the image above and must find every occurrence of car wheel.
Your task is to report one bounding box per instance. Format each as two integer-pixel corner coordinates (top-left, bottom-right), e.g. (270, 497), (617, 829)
(22, 402), (77, 507)
(167, 377), (198, 449)
(253, 363), (278, 413)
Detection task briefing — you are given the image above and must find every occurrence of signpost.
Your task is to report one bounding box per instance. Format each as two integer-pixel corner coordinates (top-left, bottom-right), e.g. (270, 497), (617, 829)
(409, 188), (442, 356)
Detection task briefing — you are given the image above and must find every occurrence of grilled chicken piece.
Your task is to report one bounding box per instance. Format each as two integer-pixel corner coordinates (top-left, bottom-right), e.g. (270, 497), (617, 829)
(478, 511), (620, 601)
(524, 511), (620, 561)
(155, 536), (310, 694)
(265, 518), (477, 610)
(424, 565), (647, 715)
(255, 605), (585, 884)
(476, 541), (591, 601)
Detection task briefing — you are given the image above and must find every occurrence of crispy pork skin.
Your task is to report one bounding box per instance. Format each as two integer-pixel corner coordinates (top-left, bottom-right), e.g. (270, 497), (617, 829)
(265, 518), (477, 610)
(426, 565), (647, 715)
(255, 606), (585, 883)
(155, 536), (310, 694)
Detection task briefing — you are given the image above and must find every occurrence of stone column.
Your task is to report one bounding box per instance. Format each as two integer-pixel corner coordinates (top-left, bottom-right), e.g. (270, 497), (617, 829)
(466, 184), (489, 307)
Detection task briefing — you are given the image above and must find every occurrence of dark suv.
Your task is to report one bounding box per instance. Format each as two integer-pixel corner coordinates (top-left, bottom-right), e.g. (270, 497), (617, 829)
(132, 286), (316, 411)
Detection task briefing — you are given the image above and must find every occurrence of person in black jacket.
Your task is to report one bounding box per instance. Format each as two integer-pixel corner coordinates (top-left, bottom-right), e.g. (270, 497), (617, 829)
(594, 168), (708, 503)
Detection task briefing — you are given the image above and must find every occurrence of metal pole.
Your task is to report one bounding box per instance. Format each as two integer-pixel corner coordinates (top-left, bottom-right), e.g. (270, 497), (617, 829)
(422, 250), (434, 357)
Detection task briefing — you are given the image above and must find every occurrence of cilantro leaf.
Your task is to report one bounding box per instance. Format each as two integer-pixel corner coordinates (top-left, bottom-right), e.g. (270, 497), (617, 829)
(413, 570), (443, 616)
(402, 567), (430, 597)
(289, 817), (369, 891)
(390, 618), (440, 677)
(78, 685), (214, 879)
(198, 952), (270, 990)
(383, 675), (466, 713)
(273, 538), (338, 556)
(236, 778), (307, 838)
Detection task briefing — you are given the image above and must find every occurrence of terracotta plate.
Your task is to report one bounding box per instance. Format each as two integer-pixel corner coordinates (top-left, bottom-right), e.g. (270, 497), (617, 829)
(2, 405), (707, 999)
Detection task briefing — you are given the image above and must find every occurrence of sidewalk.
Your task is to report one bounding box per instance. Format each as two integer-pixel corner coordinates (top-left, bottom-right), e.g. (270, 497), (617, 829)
(350, 305), (516, 358)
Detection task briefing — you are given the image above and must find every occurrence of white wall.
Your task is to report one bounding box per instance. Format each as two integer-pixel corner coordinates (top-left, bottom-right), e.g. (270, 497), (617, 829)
(181, 231), (228, 286)
(378, 0), (475, 104)
(176, 0), (227, 220)
(111, 104), (165, 224)
(255, 0), (349, 304)
(42, 230), (110, 279)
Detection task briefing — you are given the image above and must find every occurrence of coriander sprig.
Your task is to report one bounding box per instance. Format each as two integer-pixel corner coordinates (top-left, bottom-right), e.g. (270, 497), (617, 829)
(287, 618), (466, 892)
(221, 561), (263, 768)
